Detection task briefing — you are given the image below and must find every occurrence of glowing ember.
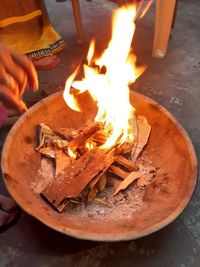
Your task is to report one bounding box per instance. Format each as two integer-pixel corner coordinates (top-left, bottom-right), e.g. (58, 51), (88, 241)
(63, 4), (147, 149)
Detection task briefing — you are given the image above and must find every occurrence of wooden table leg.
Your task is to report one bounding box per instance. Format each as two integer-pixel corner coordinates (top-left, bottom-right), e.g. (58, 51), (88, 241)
(152, 0), (176, 58)
(71, 0), (84, 43)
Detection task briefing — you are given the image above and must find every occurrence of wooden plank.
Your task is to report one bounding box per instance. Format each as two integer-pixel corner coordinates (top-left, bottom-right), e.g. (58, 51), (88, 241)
(131, 116), (151, 161)
(42, 147), (115, 212)
(67, 122), (101, 153)
(109, 165), (129, 179)
(114, 171), (143, 195)
(115, 155), (139, 171)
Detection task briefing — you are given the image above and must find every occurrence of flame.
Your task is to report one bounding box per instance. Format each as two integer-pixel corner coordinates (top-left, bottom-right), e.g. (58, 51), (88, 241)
(63, 65), (81, 112)
(85, 141), (95, 150)
(87, 39), (95, 65)
(68, 147), (76, 159)
(63, 4), (149, 149)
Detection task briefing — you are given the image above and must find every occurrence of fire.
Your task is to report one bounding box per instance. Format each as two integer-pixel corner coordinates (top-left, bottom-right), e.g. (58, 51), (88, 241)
(63, 4), (147, 149)
(67, 147), (76, 159)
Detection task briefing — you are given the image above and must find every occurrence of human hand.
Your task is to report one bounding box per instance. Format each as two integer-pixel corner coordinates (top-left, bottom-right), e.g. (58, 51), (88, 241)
(0, 43), (38, 113)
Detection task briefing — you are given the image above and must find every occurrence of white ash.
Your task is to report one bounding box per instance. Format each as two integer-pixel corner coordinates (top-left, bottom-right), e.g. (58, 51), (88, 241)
(31, 157), (55, 193)
(64, 182), (145, 220)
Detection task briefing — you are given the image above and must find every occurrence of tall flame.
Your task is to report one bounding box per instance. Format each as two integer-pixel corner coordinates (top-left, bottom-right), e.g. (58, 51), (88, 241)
(63, 4), (147, 149)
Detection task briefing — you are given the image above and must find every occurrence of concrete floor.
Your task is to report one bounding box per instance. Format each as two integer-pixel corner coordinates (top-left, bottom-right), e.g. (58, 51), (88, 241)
(0, 0), (200, 266)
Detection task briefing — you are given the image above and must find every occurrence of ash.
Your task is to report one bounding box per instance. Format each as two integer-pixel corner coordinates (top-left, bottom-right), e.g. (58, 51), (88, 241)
(31, 158), (55, 193)
(64, 181), (145, 220)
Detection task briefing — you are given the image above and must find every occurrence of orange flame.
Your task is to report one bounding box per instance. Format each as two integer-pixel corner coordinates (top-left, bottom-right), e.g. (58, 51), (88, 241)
(63, 4), (149, 149)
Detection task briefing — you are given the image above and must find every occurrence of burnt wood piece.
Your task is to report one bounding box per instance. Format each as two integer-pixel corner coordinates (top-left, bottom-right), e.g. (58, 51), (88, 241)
(109, 165), (129, 179)
(42, 148), (115, 212)
(115, 141), (134, 155)
(131, 116), (151, 161)
(87, 186), (98, 203)
(114, 171), (143, 195)
(115, 155), (139, 171)
(89, 154), (117, 189)
(54, 128), (79, 140)
(55, 149), (72, 177)
(67, 122), (101, 153)
(92, 129), (111, 144)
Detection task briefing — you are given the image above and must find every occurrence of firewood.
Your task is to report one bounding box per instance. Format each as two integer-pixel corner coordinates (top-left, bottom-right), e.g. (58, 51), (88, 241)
(89, 154), (116, 188)
(67, 122), (101, 153)
(109, 165), (129, 179)
(55, 149), (72, 177)
(87, 186), (98, 203)
(38, 145), (56, 158)
(54, 128), (79, 140)
(115, 141), (133, 155)
(131, 116), (151, 161)
(97, 174), (107, 192)
(92, 130), (110, 144)
(88, 174), (107, 203)
(92, 132), (108, 144)
(115, 155), (139, 171)
(114, 171), (143, 195)
(92, 197), (109, 206)
(42, 147), (115, 212)
(36, 123), (69, 152)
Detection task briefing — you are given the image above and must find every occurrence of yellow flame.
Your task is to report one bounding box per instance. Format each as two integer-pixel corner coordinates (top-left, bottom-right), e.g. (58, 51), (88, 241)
(63, 4), (148, 149)
(85, 141), (95, 150)
(68, 147), (76, 159)
(87, 39), (95, 65)
(63, 65), (81, 112)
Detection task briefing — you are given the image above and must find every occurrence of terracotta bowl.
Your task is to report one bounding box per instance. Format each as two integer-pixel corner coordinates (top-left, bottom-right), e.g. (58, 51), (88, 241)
(1, 91), (198, 241)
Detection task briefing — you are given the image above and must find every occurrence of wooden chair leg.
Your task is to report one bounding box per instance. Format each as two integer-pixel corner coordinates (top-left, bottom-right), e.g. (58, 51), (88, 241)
(71, 0), (84, 43)
(152, 0), (176, 58)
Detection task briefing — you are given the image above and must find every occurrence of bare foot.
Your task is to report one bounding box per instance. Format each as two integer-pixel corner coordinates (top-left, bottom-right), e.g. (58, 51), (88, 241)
(32, 55), (61, 70)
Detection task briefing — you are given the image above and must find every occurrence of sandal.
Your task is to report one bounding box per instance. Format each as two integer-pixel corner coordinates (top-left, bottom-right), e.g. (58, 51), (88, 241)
(32, 55), (61, 70)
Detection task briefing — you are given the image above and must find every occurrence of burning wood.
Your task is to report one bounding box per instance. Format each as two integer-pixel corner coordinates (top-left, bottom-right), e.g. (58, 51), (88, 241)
(35, 4), (155, 213)
(67, 122), (101, 154)
(37, 114), (153, 212)
(42, 148), (116, 212)
(131, 116), (151, 161)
